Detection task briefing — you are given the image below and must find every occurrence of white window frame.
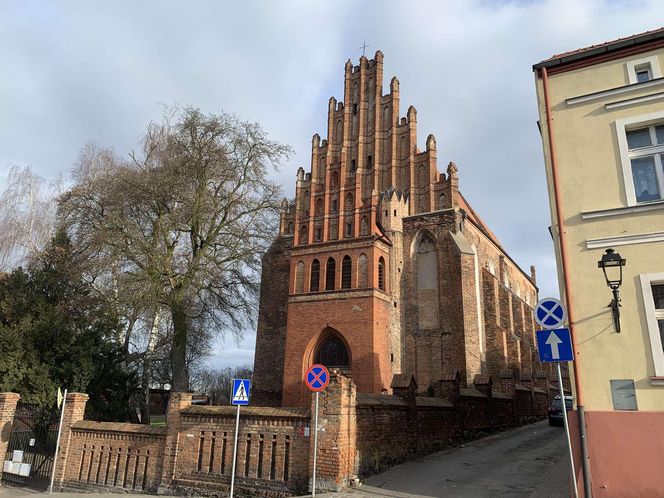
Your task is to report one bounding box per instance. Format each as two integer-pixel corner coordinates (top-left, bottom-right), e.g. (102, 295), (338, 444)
(626, 56), (662, 85)
(639, 272), (664, 380)
(615, 111), (664, 206)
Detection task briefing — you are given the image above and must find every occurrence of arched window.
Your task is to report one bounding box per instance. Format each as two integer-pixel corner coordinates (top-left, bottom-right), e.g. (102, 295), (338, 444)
(378, 257), (386, 291)
(345, 192), (354, 211)
(336, 120), (343, 143)
(310, 259), (320, 292)
(331, 197), (338, 212)
(331, 171), (339, 188)
(358, 253), (368, 288)
(383, 106), (390, 130)
(315, 198), (324, 215)
(287, 221), (294, 234)
(341, 256), (352, 289)
(315, 335), (349, 368)
(400, 136), (407, 159)
(295, 261), (305, 293)
(325, 258), (336, 291)
(360, 216), (369, 235)
(299, 225), (308, 244)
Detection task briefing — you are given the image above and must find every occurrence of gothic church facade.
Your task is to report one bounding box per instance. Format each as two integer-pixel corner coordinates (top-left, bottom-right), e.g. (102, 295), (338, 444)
(253, 51), (541, 407)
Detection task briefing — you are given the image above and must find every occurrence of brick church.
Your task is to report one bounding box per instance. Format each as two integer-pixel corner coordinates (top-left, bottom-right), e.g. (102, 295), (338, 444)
(253, 51), (542, 407)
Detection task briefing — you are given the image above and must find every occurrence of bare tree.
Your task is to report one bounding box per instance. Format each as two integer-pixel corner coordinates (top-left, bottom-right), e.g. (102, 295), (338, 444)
(0, 166), (63, 270)
(193, 365), (253, 405)
(59, 107), (290, 391)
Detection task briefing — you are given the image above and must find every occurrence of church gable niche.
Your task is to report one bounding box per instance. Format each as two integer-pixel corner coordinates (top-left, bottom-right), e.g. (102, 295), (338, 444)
(416, 232), (440, 329)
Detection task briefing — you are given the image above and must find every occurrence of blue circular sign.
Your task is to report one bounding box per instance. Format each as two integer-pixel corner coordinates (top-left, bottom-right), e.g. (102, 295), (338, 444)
(535, 297), (567, 329)
(305, 364), (330, 392)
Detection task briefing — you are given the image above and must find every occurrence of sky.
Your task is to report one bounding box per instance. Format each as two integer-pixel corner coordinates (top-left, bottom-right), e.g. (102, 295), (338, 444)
(1, 0), (663, 369)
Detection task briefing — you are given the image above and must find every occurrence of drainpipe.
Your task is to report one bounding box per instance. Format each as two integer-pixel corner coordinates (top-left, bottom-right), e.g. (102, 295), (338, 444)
(541, 66), (593, 498)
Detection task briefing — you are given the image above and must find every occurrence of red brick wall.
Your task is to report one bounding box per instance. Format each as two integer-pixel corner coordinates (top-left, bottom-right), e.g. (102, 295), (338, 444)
(311, 373), (357, 492)
(45, 392), (313, 497)
(0, 392), (20, 479)
(63, 422), (166, 492)
(282, 290), (391, 407)
(173, 405), (311, 495)
(3, 370), (552, 495)
(354, 370), (549, 477)
(253, 236), (293, 406)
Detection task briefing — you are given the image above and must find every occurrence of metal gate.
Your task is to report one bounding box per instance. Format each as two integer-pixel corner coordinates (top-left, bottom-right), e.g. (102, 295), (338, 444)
(1, 401), (60, 490)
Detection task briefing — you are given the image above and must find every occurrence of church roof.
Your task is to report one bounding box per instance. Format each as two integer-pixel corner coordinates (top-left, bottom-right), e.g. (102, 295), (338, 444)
(458, 192), (503, 250)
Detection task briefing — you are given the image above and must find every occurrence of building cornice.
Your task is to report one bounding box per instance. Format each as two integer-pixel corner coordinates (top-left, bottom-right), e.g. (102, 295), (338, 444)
(581, 201), (664, 219)
(566, 77), (664, 106)
(586, 230), (664, 249)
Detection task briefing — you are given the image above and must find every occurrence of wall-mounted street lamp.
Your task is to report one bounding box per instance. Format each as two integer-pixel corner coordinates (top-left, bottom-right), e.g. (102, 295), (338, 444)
(597, 248), (626, 332)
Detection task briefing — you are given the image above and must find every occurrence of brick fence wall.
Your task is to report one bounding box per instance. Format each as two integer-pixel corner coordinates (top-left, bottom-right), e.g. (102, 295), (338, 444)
(355, 370), (553, 476)
(0, 369), (560, 496)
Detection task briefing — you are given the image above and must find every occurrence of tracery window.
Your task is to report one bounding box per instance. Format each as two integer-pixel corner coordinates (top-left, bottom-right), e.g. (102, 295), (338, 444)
(315, 335), (349, 368)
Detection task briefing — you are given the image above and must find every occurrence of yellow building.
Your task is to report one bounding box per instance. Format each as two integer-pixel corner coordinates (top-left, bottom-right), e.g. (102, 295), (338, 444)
(534, 28), (664, 497)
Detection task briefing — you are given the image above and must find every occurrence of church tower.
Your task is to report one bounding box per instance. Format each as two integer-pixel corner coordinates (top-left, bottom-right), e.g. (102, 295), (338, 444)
(252, 51), (542, 407)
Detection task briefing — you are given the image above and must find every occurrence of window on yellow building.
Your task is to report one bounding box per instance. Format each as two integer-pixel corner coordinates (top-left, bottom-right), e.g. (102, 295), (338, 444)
(625, 124), (664, 203)
(639, 273), (664, 382)
(626, 56), (661, 85)
(653, 284), (664, 352)
(635, 65), (652, 83)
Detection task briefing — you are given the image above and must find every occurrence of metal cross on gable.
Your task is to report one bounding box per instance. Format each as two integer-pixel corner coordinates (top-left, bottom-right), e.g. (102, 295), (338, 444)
(359, 39), (370, 56)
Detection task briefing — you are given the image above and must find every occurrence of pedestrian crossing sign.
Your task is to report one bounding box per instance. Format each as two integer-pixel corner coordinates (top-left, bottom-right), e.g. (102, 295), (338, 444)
(231, 379), (251, 406)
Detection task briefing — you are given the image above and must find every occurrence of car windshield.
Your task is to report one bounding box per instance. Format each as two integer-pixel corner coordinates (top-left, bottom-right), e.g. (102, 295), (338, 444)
(552, 399), (573, 410)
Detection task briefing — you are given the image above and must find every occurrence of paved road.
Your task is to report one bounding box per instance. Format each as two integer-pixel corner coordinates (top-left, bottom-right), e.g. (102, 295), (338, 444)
(318, 420), (571, 498)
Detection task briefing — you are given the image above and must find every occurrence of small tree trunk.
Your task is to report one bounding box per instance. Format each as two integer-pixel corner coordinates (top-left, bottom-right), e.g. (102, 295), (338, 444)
(171, 302), (189, 392)
(140, 309), (161, 424)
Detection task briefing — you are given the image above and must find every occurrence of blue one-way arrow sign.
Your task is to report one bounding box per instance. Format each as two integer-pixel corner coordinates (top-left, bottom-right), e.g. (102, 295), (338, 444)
(536, 328), (574, 362)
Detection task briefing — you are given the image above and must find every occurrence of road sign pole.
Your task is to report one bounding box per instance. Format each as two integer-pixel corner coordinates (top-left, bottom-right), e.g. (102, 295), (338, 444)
(311, 391), (319, 498)
(557, 363), (578, 498)
(49, 388), (67, 495)
(230, 404), (241, 498)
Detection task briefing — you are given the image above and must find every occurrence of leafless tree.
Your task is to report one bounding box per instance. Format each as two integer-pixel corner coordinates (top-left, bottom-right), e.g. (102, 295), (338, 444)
(0, 166), (63, 270)
(193, 365), (253, 405)
(59, 107), (290, 392)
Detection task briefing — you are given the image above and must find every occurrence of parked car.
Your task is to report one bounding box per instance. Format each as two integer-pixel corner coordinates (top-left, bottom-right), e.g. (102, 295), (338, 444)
(548, 395), (573, 426)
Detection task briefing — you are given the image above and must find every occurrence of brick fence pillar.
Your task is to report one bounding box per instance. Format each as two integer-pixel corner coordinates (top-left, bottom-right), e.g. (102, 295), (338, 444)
(53, 392), (88, 488)
(0, 392), (20, 479)
(157, 392), (192, 494)
(435, 370), (461, 406)
(310, 372), (357, 493)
